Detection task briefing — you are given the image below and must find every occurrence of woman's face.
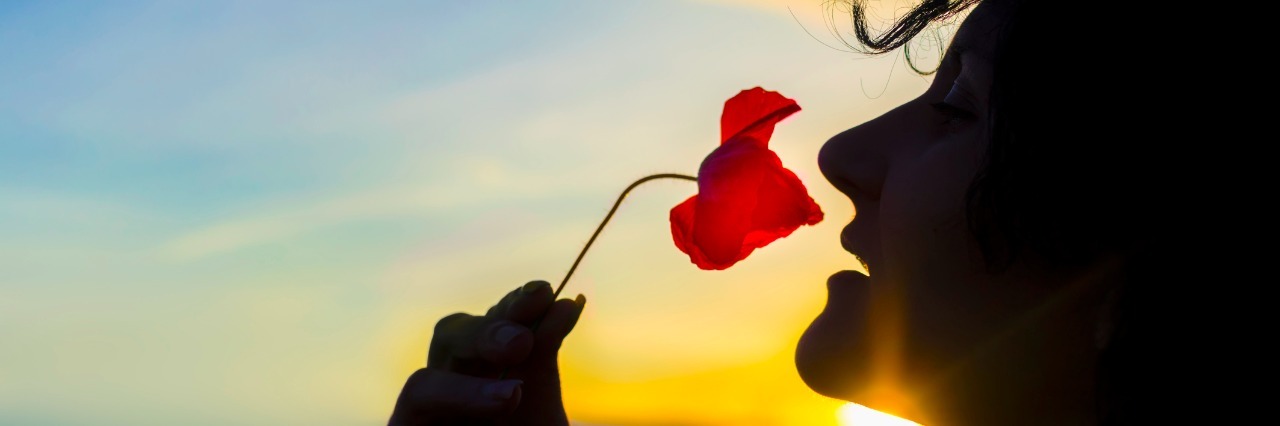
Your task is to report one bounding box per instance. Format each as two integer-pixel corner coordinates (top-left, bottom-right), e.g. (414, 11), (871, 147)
(795, 2), (1050, 418)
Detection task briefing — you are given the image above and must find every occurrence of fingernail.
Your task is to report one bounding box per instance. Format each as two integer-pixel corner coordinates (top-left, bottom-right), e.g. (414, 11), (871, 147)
(574, 294), (586, 309)
(521, 281), (548, 294)
(482, 380), (522, 400)
(493, 324), (521, 346)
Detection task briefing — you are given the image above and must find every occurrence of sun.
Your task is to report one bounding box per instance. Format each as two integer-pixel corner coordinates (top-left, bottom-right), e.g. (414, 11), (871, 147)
(837, 403), (920, 426)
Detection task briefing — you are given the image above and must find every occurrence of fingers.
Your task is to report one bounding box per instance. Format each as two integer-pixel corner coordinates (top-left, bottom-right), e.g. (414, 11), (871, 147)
(401, 282), (586, 425)
(427, 281), (586, 376)
(488, 280), (555, 324)
(484, 282), (529, 318)
(429, 314), (534, 370)
(389, 368), (522, 425)
(530, 295), (587, 358)
(504, 295), (585, 410)
(476, 320), (534, 366)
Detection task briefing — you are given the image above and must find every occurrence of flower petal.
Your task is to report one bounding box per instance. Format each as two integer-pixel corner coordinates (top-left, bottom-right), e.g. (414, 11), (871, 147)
(670, 141), (823, 270)
(739, 156), (824, 253)
(691, 143), (768, 268)
(720, 87), (801, 147)
(669, 194), (700, 264)
(671, 87), (820, 270)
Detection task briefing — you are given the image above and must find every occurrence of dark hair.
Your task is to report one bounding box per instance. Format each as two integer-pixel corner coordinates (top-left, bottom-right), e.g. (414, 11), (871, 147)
(837, 0), (1180, 424)
(836, 0), (1157, 271)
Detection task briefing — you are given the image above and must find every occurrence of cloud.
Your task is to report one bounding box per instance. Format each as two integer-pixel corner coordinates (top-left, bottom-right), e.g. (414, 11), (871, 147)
(158, 179), (525, 261)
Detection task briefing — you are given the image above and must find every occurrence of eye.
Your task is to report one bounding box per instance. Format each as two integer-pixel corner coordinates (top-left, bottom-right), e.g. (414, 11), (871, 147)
(930, 83), (979, 128)
(930, 101), (976, 123)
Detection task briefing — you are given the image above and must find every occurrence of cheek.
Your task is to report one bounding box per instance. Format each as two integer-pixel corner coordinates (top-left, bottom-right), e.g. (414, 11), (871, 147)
(877, 135), (991, 364)
(880, 138), (984, 278)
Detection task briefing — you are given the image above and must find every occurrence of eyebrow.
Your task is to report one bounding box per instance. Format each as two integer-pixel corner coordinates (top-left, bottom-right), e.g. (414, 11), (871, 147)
(955, 49), (994, 98)
(953, 31), (997, 64)
(946, 42), (988, 73)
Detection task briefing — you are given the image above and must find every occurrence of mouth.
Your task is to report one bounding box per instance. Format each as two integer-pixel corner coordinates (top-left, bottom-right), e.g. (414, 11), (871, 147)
(840, 222), (875, 274)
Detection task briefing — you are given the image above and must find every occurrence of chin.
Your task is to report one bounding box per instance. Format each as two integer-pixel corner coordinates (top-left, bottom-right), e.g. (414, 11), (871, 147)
(796, 328), (853, 399)
(795, 304), (868, 400)
(797, 321), (930, 423)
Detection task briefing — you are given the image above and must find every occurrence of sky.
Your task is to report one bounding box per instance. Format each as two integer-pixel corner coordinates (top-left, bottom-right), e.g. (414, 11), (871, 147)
(1, 1), (949, 424)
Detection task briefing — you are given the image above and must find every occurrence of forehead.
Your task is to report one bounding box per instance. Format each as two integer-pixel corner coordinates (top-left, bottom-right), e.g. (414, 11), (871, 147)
(949, 1), (1005, 61)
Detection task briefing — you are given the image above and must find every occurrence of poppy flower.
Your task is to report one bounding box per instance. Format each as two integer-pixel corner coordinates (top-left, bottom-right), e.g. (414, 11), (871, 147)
(669, 87), (824, 270)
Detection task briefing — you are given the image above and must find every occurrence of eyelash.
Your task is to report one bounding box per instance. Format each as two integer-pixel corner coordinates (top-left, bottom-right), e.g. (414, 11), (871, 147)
(930, 101), (977, 124)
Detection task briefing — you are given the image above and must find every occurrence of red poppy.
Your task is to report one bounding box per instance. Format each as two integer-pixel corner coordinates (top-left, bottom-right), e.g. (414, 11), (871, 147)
(669, 87), (824, 270)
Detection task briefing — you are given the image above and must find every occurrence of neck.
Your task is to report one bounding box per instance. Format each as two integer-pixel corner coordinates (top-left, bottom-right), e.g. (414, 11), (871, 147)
(923, 261), (1120, 426)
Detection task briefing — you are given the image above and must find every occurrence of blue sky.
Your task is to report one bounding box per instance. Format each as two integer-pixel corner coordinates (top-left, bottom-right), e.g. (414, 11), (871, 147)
(1, 1), (943, 424)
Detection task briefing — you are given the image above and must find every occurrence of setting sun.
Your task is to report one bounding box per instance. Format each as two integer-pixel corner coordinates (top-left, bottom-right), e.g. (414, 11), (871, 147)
(838, 403), (920, 426)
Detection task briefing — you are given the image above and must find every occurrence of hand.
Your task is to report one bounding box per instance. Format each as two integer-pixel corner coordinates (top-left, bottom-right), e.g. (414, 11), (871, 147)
(388, 280), (586, 426)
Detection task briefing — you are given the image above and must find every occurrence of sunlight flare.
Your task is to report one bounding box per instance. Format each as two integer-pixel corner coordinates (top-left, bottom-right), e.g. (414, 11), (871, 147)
(838, 403), (920, 426)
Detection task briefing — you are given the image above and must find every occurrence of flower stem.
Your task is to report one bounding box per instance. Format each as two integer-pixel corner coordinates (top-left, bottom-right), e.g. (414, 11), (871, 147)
(551, 173), (696, 300)
(498, 173), (695, 381)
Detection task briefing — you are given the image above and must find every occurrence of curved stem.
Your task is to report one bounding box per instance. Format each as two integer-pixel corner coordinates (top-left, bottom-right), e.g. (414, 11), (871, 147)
(552, 173), (696, 299)
(499, 173), (695, 380)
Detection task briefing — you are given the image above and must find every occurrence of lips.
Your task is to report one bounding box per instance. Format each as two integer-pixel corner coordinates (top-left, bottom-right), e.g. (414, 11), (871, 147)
(826, 269), (868, 292)
(841, 221), (877, 275)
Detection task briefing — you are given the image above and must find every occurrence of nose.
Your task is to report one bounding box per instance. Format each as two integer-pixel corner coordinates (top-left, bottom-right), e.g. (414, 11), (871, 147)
(818, 107), (900, 204)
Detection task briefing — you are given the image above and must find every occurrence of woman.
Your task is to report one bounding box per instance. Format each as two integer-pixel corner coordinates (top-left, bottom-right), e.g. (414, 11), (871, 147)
(389, 0), (1204, 424)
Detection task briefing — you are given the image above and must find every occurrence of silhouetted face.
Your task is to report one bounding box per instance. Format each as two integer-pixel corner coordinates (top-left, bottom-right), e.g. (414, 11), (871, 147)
(795, 2), (1051, 420)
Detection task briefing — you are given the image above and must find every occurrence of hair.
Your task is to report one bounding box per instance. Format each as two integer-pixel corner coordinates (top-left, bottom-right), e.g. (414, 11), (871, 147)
(837, 1), (1183, 424)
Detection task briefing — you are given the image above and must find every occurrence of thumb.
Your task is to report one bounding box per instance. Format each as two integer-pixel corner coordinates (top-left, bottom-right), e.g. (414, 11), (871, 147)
(531, 295), (587, 357)
(389, 368), (522, 425)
